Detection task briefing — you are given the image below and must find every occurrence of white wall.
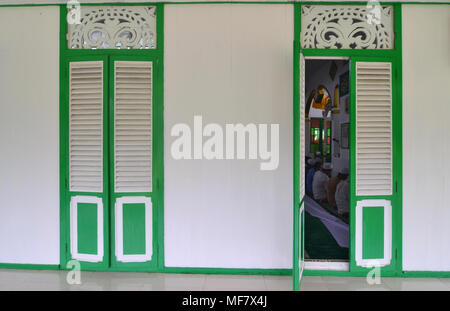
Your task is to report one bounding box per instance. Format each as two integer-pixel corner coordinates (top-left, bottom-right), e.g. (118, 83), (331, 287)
(402, 4), (450, 271)
(0, 7), (60, 264)
(164, 4), (293, 268)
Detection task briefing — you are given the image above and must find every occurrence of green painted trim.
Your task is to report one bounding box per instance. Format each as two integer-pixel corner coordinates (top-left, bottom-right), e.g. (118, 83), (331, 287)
(163, 267), (292, 276)
(55, 264), (292, 275)
(292, 1), (301, 292)
(59, 4), (69, 270)
(155, 4), (165, 272)
(0, 264), (60, 270)
(392, 3), (404, 277)
(401, 271), (450, 278)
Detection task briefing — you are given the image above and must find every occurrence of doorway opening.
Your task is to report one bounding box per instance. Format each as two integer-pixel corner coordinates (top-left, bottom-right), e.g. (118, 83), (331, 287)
(303, 58), (350, 269)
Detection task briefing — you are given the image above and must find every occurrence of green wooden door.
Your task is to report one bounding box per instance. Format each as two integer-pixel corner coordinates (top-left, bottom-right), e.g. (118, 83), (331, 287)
(349, 57), (399, 274)
(64, 55), (159, 271)
(109, 56), (157, 270)
(293, 52), (306, 291)
(65, 56), (110, 270)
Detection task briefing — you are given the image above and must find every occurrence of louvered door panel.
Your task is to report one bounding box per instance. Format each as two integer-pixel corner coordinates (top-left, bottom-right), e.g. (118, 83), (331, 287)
(299, 53), (306, 201)
(69, 61), (103, 193)
(355, 62), (392, 196)
(114, 61), (153, 193)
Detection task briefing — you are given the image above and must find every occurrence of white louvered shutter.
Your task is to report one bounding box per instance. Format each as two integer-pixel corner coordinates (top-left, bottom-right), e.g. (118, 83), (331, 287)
(299, 54), (306, 200)
(114, 61), (153, 193)
(69, 61), (103, 192)
(355, 62), (392, 196)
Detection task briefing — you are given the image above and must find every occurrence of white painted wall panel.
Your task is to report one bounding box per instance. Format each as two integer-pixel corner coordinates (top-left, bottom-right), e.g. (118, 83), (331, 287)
(164, 4), (293, 268)
(0, 7), (60, 264)
(402, 5), (450, 271)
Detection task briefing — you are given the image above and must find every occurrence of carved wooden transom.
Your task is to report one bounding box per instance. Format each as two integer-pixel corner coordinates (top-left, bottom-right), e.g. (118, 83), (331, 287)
(301, 5), (394, 50)
(68, 6), (157, 49)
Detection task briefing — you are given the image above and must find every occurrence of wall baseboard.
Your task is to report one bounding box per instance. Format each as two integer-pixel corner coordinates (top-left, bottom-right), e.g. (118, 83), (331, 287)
(163, 267), (292, 275)
(401, 271), (450, 278)
(0, 263), (60, 270)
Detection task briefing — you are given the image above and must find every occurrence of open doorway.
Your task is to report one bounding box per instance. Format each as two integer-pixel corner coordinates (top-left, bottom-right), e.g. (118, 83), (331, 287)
(303, 58), (350, 269)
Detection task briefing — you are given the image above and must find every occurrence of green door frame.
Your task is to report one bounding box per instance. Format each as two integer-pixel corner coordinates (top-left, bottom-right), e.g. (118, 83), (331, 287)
(59, 4), (165, 272)
(293, 2), (403, 278)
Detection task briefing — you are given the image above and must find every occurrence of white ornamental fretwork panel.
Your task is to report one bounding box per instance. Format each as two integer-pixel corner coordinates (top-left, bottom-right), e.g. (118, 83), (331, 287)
(301, 5), (394, 50)
(68, 6), (156, 49)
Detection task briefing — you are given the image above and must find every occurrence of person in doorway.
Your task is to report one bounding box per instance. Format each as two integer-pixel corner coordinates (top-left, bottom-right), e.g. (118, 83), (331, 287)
(305, 158), (313, 190)
(305, 157), (313, 177)
(306, 160), (320, 197)
(335, 174), (350, 218)
(314, 151), (322, 163)
(326, 167), (349, 210)
(313, 162), (332, 203)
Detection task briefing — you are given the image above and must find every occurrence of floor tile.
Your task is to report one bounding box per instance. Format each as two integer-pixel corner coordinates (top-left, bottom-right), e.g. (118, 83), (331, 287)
(263, 275), (292, 291)
(382, 277), (449, 291)
(161, 273), (206, 291)
(204, 274), (267, 291)
(438, 278), (450, 290)
(320, 276), (391, 291)
(108, 273), (165, 291)
(300, 276), (329, 291)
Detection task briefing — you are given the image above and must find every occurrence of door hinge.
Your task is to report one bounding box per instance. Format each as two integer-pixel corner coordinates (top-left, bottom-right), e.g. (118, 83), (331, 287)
(395, 181), (398, 193)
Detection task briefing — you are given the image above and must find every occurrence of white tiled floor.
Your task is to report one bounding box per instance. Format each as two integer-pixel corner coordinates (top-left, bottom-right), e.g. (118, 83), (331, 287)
(0, 269), (449, 291)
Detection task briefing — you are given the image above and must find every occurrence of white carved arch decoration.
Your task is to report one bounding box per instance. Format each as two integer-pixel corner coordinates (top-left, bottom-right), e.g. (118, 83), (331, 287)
(68, 6), (157, 49)
(301, 5), (394, 50)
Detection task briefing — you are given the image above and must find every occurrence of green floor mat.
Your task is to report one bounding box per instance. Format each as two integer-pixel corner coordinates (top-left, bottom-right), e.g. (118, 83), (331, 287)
(305, 210), (349, 260)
